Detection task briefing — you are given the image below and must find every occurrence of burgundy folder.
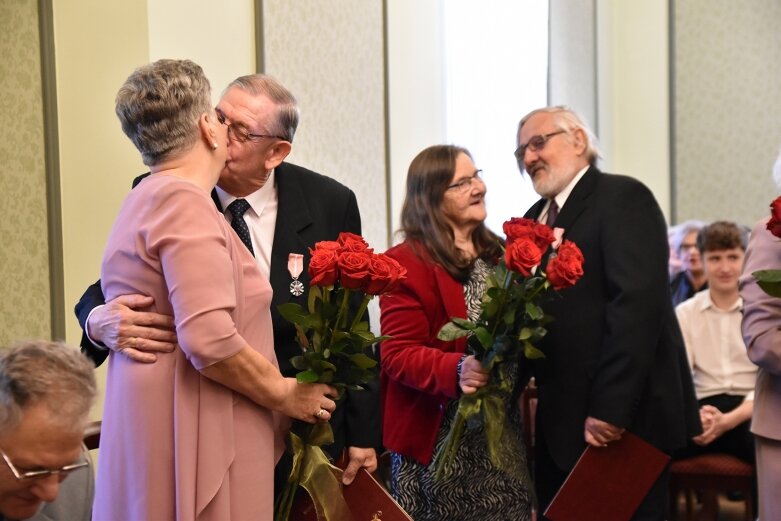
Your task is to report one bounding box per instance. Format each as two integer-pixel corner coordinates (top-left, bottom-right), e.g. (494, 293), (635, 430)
(290, 459), (412, 521)
(544, 431), (670, 521)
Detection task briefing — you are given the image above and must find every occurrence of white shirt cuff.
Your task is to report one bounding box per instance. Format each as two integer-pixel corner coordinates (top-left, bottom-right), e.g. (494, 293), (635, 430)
(85, 305), (109, 350)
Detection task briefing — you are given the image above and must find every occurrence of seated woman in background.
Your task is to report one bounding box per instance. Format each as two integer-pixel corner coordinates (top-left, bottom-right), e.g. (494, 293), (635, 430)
(379, 145), (532, 520)
(93, 59), (336, 521)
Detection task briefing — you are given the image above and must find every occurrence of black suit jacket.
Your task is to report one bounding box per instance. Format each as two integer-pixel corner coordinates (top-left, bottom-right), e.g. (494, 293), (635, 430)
(524, 166), (700, 472)
(75, 162), (381, 458)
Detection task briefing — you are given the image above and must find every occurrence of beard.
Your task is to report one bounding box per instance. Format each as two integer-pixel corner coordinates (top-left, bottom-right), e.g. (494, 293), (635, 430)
(529, 163), (572, 199)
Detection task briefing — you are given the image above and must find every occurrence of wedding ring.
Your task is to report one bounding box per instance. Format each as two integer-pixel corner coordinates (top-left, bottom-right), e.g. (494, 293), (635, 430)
(316, 409), (327, 419)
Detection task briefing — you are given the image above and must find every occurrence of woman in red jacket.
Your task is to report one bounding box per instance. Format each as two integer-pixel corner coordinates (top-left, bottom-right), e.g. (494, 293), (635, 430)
(380, 145), (532, 520)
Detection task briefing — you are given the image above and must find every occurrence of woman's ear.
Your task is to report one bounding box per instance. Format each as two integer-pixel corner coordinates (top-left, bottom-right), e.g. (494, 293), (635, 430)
(264, 140), (293, 170)
(198, 113), (218, 149)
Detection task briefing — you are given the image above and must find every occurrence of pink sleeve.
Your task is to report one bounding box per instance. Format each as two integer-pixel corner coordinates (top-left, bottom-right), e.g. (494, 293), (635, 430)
(144, 182), (246, 370)
(740, 218), (781, 375)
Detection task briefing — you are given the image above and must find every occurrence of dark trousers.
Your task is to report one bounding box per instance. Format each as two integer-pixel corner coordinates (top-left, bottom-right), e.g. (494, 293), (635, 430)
(674, 394), (755, 464)
(535, 436), (670, 521)
(673, 393), (757, 511)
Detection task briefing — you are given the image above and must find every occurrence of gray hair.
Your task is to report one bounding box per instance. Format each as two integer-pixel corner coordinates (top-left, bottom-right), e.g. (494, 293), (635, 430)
(517, 105), (602, 166)
(773, 145), (781, 194)
(224, 74), (300, 142)
(670, 219), (707, 254)
(115, 59), (212, 166)
(0, 340), (96, 436)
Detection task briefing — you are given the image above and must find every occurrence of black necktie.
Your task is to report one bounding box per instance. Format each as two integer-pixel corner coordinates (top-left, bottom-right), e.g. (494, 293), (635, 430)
(546, 199), (559, 227)
(227, 199), (255, 257)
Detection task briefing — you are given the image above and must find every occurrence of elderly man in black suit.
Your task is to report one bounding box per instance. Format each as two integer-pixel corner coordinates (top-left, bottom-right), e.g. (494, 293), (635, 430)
(74, 74), (380, 488)
(517, 106), (700, 520)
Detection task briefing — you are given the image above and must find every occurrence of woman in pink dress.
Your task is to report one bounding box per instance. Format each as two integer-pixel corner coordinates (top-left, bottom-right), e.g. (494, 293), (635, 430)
(93, 59), (336, 521)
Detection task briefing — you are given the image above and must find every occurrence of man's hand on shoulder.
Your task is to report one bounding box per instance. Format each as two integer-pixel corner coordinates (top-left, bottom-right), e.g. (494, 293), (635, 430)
(87, 294), (176, 363)
(341, 447), (378, 485)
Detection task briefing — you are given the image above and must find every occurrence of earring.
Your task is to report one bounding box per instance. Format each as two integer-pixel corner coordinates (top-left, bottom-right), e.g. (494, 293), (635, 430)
(212, 142), (218, 150)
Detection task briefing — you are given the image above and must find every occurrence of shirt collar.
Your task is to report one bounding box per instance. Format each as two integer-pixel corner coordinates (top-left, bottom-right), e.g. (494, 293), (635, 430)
(215, 169), (276, 215)
(699, 289), (742, 312)
(553, 164), (589, 210)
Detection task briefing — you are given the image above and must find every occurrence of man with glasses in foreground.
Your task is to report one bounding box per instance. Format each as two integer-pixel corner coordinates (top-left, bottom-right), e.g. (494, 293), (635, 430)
(0, 340), (96, 521)
(517, 106), (700, 520)
(74, 74), (379, 491)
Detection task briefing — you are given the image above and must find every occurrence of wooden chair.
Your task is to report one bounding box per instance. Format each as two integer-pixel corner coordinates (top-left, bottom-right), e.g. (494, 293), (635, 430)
(668, 453), (754, 521)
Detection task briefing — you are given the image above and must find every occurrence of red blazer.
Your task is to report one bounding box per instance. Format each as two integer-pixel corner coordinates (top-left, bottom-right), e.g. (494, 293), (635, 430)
(380, 240), (468, 464)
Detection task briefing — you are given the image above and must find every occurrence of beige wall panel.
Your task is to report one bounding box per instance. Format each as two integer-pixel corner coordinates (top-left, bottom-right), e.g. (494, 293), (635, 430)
(0, 0), (51, 345)
(673, 0), (781, 226)
(597, 0), (671, 221)
(147, 0), (256, 100)
(53, 0), (150, 419)
(53, 0), (150, 346)
(262, 0), (389, 251)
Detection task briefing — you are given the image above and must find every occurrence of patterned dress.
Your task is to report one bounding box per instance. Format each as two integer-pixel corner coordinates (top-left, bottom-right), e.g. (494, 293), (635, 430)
(390, 259), (533, 520)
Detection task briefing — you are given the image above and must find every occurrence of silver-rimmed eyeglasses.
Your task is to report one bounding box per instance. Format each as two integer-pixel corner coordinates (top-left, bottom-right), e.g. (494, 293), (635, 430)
(514, 130), (567, 163)
(446, 170), (484, 194)
(1, 443), (90, 480)
(215, 108), (286, 144)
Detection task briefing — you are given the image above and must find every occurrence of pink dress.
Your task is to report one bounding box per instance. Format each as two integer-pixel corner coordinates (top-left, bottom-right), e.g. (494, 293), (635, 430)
(93, 175), (283, 521)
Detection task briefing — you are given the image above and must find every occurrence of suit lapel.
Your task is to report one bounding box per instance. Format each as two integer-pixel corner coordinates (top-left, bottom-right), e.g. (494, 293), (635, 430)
(270, 163), (314, 310)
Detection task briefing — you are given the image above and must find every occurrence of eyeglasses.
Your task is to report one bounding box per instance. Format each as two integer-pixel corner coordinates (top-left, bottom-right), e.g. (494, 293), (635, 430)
(1, 443), (90, 480)
(514, 130), (567, 163)
(215, 109), (286, 144)
(446, 170), (483, 194)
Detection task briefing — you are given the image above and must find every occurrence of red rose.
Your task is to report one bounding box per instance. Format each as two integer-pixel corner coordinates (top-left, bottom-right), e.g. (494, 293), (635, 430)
(503, 218), (536, 244)
(767, 197), (781, 238)
(503, 217), (554, 251)
(365, 254), (407, 295)
(504, 237), (542, 276)
(308, 248), (339, 287)
(546, 240), (584, 289)
(337, 232), (371, 253)
(314, 240), (341, 251)
(338, 251), (372, 289)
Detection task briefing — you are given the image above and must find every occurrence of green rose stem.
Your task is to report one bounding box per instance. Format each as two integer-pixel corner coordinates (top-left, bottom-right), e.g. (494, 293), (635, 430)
(349, 294), (373, 331)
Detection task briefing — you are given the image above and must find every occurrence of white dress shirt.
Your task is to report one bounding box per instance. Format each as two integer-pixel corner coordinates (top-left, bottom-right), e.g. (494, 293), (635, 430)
(215, 169), (278, 280)
(675, 289), (757, 401)
(539, 165), (589, 224)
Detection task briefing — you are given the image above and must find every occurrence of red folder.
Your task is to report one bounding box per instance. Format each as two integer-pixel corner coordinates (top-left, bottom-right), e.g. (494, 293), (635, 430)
(290, 459), (412, 521)
(544, 432), (670, 521)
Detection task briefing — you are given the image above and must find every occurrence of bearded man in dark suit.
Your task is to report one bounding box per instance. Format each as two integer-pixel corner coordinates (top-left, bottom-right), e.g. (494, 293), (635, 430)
(517, 106), (700, 520)
(74, 74), (380, 488)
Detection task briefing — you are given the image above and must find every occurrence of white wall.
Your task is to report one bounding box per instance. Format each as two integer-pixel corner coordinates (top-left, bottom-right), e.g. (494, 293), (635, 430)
(386, 0), (447, 241)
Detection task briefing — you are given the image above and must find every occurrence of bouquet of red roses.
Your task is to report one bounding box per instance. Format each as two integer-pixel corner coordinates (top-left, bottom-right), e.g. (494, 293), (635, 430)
(275, 232), (406, 521)
(434, 218), (584, 482)
(753, 196), (781, 297)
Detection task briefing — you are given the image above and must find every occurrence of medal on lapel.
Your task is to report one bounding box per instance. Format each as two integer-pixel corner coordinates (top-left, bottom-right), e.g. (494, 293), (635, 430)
(288, 253), (305, 296)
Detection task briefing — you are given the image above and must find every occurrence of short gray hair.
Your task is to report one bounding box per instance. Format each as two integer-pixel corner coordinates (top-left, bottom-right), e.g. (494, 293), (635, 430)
(517, 105), (601, 166)
(670, 219), (707, 254)
(0, 340), (96, 436)
(115, 59), (212, 166)
(225, 74), (300, 142)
